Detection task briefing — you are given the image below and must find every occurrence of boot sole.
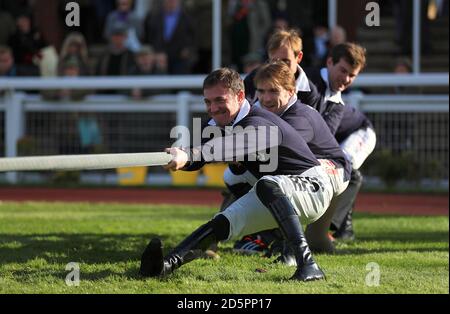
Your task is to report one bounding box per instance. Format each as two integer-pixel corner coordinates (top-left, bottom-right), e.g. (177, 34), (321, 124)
(290, 265), (326, 282)
(139, 238), (164, 277)
(291, 273), (326, 282)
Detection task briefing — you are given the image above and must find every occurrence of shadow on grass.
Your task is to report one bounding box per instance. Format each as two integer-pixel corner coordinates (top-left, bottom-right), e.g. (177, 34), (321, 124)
(0, 233), (168, 265)
(331, 230), (449, 255)
(0, 233), (176, 281)
(8, 266), (142, 283)
(357, 230), (449, 243)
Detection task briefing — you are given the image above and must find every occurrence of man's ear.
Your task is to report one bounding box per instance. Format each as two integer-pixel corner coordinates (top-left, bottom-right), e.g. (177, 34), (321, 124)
(326, 57), (333, 68)
(296, 51), (304, 64)
(237, 89), (245, 103)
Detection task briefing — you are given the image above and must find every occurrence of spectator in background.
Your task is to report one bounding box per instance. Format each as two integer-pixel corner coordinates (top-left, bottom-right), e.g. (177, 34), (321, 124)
(104, 0), (143, 52)
(263, 10), (290, 58)
(311, 25), (328, 67)
(394, 57), (412, 74)
(0, 45), (38, 77)
(59, 32), (91, 76)
(242, 52), (263, 74)
(392, 57), (420, 94)
(154, 52), (169, 74)
(42, 55), (103, 154)
(97, 23), (136, 77)
(70, 59), (103, 154)
(0, 10), (15, 45)
(228, 0), (271, 72)
(7, 12), (47, 75)
(130, 45), (168, 99)
(42, 56), (102, 155)
(270, 10), (289, 31)
(43, 56), (90, 101)
(329, 26), (347, 50)
(97, 23), (136, 95)
(144, 0), (197, 74)
(0, 45), (39, 96)
(0, 45), (16, 76)
(311, 25), (347, 68)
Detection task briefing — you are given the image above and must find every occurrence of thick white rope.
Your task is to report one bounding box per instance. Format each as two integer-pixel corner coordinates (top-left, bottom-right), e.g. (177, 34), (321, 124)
(0, 152), (172, 172)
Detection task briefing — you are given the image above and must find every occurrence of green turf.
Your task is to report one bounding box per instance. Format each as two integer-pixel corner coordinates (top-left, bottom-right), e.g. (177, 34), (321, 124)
(0, 201), (448, 294)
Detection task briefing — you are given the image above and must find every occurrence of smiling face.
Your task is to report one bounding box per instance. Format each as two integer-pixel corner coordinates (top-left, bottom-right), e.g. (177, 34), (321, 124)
(254, 62), (296, 116)
(203, 84), (244, 128)
(327, 57), (361, 92)
(256, 80), (294, 116)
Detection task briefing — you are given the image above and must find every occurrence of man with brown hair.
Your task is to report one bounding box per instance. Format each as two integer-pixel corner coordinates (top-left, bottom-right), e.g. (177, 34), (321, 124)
(253, 61), (352, 258)
(305, 42), (375, 242)
(305, 42), (366, 134)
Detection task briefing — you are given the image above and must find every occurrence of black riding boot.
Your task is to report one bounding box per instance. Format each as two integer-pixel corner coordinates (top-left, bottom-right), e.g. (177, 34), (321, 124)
(333, 208), (355, 241)
(140, 215), (229, 278)
(331, 169), (362, 239)
(256, 180), (325, 282)
(273, 241), (297, 267)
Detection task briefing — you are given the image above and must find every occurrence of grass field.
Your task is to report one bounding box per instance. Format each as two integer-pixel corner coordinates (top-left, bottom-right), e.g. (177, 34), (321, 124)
(0, 201), (448, 294)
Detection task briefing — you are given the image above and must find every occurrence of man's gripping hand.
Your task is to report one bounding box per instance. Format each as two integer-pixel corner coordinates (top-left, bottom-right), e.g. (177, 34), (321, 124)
(164, 147), (189, 171)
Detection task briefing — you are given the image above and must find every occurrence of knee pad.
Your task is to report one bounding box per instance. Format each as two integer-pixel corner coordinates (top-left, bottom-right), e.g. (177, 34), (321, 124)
(209, 214), (230, 242)
(255, 178), (297, 220)
(255, 178), (283, 205)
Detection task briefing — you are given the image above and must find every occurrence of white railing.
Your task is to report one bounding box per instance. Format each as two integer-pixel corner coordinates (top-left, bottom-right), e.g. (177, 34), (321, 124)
(0, 73), (448, 91)
(345, 92), (449, 112)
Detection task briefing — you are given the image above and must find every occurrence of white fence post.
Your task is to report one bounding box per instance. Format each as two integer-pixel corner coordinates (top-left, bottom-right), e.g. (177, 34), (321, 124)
(212, 0), (222, 70)
(176, 91), (191, 148)
(328, 0), (337, 29)
(5, 92), (26, 184)
(413, 0), (422, 74)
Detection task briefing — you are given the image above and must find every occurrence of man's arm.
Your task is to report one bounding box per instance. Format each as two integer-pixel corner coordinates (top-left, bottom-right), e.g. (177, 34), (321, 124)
(322, 102), (345, 135)
(164, 147), (205, 172)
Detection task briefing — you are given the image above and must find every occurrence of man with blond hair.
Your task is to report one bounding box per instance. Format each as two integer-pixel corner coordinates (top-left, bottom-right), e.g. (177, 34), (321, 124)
(244, 28), (321, 108)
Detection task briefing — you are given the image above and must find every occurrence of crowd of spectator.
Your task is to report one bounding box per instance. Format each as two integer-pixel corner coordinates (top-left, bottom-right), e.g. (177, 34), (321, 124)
(1, 0), (448, 82)
(0, 0), (350, 79)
